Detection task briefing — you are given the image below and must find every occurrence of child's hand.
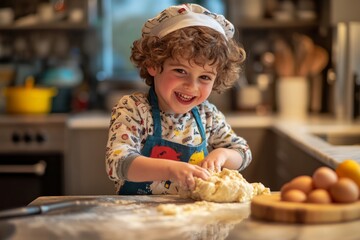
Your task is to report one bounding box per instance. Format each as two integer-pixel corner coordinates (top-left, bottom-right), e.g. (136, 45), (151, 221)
(200, 148), (227, 173)
(201, 148), (243, 173)
(169, 161), (210, 191)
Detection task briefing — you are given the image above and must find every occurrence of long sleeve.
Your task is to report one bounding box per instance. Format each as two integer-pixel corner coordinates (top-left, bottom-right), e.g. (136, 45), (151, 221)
(204, 103), (252, 171)
(105, 93), (150, 182)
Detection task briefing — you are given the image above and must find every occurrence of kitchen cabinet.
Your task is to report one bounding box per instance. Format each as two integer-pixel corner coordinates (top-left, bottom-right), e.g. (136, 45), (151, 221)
(274, 130), (326, 189)
(234, 126), (325, 192)
(233, 127), (278, 190)
(65, 127), (115, 195)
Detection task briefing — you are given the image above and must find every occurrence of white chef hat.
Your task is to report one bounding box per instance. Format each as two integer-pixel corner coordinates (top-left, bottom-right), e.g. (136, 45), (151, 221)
(142, 3), (235, 40)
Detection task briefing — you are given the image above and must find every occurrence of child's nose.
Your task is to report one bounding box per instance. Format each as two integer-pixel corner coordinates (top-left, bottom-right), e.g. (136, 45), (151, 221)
(184, 78), (197, 90)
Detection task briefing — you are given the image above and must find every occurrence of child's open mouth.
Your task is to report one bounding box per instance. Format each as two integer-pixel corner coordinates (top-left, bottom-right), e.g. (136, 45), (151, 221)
(175, 92), (195, 104)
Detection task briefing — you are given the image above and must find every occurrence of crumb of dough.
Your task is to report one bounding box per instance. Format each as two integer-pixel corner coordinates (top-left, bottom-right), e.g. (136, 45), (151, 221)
(157, 201), (217, 216)
(180, 168), (270, 203)
(251, 182), (270, 196)
(156, 204), (180, 216)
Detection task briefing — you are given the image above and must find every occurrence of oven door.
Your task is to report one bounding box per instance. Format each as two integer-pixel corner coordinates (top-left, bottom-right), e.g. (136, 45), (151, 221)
(0, 153), (63, 210)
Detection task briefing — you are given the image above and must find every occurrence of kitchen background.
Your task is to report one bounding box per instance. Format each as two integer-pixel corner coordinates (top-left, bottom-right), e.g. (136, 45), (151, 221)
(0, 0), (359, 210)
(0, 0), (358, 117)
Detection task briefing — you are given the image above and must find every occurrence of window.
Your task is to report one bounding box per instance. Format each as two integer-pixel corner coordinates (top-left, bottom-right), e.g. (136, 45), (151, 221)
(96, 0), (224, 82)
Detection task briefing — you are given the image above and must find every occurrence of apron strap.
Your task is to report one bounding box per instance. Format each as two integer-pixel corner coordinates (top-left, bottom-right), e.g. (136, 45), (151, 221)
(148, 86), (162, 137)
(191, 107), (206, 141)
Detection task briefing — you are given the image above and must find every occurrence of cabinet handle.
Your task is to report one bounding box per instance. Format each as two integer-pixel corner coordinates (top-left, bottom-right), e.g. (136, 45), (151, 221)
(0, 161), (47, 176)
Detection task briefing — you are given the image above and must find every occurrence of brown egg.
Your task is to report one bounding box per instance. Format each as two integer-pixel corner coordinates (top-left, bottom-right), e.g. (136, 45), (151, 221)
(280, 182), (291, 200)
(280, 182), (292, 193)
(281, 189), (307, 203)
(329, 178), (360, 203)
(288, 175), (314, 194)
(307, 189), (332, 204)
(312, 167), (338, 189)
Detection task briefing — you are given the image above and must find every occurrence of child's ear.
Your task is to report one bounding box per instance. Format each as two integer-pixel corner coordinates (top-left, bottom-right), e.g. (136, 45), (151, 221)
(147, 67), (157, 77)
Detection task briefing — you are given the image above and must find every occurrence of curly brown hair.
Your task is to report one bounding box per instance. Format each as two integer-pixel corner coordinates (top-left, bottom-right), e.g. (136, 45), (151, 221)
(130, 26), (246, 93)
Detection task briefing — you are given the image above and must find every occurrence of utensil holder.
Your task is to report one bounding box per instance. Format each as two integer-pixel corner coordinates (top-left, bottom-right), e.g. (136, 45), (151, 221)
(276, 77), (309, 119)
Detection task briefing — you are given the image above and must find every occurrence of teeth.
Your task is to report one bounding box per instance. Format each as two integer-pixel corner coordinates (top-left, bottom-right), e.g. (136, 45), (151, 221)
(176, 92), (193, 101)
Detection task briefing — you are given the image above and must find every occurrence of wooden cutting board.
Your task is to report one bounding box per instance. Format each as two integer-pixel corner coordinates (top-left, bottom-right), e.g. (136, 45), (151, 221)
(251, 193), (360, 224)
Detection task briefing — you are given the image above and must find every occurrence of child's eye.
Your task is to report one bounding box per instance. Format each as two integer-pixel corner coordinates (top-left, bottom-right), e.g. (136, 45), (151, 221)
(174, 69), (186, 74)
(200, 75), (213, 81)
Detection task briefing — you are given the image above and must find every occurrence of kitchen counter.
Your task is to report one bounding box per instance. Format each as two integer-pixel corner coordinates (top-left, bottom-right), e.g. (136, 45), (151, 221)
(0, 113), (68, 124)
(67, 112), (360, 167)
(269, 118), (360, 168)
(1, 195), (359, 240)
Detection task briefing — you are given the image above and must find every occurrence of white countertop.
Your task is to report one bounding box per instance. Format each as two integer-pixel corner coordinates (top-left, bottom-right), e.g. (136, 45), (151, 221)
(66, 111), (111, 129)
(271, 119), (360, 168)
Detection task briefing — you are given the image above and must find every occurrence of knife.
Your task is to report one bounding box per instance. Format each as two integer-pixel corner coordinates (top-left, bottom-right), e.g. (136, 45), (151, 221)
(0, 200), (82, 220)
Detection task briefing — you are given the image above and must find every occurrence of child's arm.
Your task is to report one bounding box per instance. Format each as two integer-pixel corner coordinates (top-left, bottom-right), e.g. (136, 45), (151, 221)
(127, 156), (210, 190)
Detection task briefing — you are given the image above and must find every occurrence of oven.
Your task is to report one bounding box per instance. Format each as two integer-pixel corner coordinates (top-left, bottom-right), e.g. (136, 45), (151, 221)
(0, 115), (66, 210)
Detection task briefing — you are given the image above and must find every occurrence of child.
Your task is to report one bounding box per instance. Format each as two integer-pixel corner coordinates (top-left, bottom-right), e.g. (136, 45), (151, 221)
(105, 3), (252, 195)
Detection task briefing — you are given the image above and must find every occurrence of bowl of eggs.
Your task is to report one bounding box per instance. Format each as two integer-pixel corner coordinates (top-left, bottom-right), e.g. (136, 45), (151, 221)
(250, 160), (360, 223)
(281, 160), (360, 204)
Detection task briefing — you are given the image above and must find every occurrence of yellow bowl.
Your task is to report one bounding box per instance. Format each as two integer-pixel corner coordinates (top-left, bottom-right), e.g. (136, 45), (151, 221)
(3, 86), (57, 114)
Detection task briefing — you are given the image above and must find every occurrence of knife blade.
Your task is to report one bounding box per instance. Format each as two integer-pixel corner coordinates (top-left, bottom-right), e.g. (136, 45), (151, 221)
(0, 200), (81, 220)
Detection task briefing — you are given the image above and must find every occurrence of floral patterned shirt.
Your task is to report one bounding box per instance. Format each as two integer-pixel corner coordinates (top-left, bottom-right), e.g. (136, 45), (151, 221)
(105, 92), (252, 192)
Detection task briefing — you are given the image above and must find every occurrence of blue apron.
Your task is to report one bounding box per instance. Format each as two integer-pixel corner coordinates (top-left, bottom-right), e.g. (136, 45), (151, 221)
(119, 87), (208, 195)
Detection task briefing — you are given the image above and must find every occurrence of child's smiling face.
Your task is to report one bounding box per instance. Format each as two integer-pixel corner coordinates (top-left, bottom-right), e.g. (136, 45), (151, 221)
(148, 57), (217, 114)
